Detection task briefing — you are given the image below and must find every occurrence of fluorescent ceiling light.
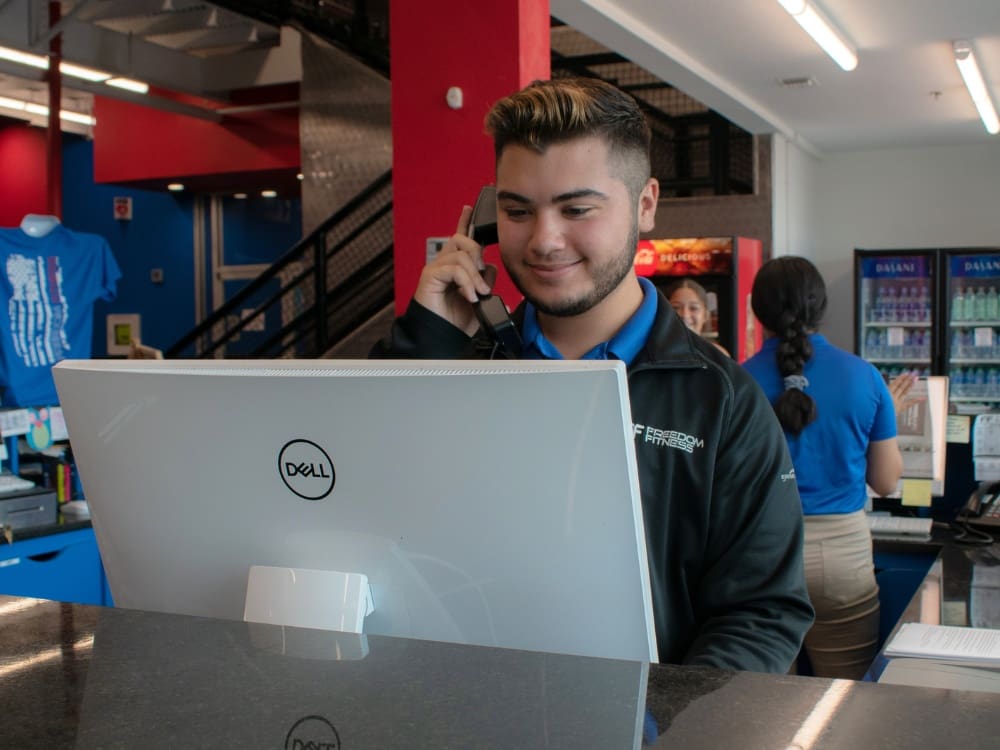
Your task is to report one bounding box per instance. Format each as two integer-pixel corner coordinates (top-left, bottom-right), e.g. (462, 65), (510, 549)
(167, 183), (185, 192)
(0, 44), (149, 95)
(105, 77), (150, 94)
(0, 96), (27, 111)
(777, 0), (857, 72)
(0, 95), (95, 126)
(0, 45), (47, 69)
(59, 62), (111, 82)
(60, 110), (97, 126)
(261, 189), (277, 198)
(954, 40), (999, 135)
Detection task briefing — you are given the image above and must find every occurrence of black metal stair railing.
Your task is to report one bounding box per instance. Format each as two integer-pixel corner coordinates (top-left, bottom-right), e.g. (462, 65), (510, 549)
(165, 169), (393, 359)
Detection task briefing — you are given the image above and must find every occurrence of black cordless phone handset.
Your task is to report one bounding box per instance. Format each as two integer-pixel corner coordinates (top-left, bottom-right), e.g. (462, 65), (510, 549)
(468, 186), (523, 357)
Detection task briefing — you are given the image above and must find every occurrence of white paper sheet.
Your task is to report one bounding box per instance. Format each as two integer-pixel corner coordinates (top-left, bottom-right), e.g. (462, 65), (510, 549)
(884, 622), (1000, 664)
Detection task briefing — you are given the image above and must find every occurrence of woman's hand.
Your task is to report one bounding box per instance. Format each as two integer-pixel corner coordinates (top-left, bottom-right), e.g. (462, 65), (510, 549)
(888, 371), (922, 415)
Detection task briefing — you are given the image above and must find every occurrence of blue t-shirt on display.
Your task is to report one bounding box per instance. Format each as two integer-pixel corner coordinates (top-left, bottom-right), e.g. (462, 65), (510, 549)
(0, 224), (121, 407)
(743, 334), (896, 515)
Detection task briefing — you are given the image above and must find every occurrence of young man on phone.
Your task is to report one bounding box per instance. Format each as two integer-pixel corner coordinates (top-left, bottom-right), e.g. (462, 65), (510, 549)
(373, 77), (813, 672)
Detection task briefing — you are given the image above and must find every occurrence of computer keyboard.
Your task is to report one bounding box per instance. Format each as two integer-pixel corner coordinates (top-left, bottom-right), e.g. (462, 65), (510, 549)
(867, 514), (933, 538)
(0, 473), (37, 494)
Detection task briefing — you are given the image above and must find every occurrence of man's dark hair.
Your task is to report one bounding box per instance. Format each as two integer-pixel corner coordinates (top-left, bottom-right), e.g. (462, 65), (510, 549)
(751, 256), (828, 436)
(484, 77), (652, 201)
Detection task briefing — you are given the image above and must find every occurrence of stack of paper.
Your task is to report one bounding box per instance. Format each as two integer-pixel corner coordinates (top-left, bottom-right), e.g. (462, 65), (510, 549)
(884, 622), (1000, 665)
(879, 658), (1000, 693)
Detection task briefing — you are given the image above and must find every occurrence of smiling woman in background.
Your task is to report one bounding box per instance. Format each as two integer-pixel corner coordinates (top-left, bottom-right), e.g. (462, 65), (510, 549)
(666, 278), (730, 356)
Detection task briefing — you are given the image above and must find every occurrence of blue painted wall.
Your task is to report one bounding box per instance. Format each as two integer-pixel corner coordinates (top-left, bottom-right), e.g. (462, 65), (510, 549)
(61, 135), (302, 356)
(62, 135), (197, 356)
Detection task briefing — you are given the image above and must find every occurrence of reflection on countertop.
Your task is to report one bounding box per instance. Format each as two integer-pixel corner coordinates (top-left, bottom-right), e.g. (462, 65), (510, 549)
(3, 594), (999, 749)
(877, 532), (1000, 630)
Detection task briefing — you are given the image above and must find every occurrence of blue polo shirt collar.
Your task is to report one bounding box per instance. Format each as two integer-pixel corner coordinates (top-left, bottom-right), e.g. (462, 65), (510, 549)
(522, 277), (658, 364)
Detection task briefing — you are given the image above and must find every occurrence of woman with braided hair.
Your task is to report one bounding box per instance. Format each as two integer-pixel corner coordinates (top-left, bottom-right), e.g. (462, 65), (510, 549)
(743, 256), (915, 679)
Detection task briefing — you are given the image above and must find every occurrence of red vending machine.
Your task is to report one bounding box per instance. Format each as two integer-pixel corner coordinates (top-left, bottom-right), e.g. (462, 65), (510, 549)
(634, 237), (763, 361)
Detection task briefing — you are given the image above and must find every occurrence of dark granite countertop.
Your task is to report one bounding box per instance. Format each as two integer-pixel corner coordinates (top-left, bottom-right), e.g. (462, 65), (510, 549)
(874, 525), (1000, 628)
(3, 522), (1000, 747)
(3, 594), (999, 749)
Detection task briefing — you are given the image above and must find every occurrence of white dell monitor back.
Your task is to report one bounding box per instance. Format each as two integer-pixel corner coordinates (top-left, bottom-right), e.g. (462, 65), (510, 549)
(54, 359), (657, 663)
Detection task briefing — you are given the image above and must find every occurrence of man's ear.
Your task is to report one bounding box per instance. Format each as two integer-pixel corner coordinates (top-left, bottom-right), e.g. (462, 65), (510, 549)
(637, 177), (659, 233)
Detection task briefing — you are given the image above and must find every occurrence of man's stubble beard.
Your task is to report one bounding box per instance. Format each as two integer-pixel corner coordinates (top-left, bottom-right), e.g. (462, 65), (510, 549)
(505, 222), (640, 318)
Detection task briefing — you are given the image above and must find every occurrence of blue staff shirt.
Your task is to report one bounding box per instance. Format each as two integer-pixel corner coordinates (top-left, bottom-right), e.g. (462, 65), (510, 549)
(743, 334), (897, 515)
(521, 276), (657, 365)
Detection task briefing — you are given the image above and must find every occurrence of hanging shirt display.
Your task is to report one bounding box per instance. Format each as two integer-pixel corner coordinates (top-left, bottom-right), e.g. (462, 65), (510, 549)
(0, 224), (121, 407)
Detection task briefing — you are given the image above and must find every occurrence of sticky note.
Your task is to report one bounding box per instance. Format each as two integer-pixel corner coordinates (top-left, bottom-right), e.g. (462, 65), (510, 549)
(901, 478), (933, 507)
(947, 415), (971, 444)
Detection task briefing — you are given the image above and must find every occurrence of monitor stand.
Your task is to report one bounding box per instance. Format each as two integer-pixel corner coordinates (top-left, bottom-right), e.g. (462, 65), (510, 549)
(243, 565), (374, 633)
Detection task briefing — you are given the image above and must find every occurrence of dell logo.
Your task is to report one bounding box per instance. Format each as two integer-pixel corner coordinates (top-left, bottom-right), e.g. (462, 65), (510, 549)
(279, 440), (336, 500)
(284, 462), (331, 478)
(284, 715), (341, 750)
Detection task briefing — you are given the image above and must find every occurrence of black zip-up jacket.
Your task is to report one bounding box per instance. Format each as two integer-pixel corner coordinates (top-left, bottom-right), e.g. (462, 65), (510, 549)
(371, 292), (814, 672)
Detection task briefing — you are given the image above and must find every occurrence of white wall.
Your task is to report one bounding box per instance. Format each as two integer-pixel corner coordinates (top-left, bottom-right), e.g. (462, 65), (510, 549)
(805, 142), (1000, 351)
(772, 134), (822, 261)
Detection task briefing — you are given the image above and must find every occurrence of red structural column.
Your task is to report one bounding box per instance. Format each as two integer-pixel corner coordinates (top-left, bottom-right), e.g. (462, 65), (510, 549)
(389, 0), (550, 313)
(46, 0), (62, 218)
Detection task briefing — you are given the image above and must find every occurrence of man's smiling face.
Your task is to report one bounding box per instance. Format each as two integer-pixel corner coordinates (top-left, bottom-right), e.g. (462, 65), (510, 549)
(496, 135), (656, 320)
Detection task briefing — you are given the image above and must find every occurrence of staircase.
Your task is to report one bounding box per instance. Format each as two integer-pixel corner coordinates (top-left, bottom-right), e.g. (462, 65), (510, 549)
(165, 170), (393, 359)
(162, 7), (754, 359)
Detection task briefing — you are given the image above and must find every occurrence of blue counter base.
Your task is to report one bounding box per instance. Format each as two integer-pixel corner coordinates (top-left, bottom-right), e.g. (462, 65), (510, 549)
(0, 525), (111, 606)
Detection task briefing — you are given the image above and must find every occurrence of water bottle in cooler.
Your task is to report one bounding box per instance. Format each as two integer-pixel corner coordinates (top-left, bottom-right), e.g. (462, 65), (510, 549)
(952, 288), (965, 321)
(973, 367), (986, 397)
(864, 329), (878, 358)
(988, 286), (999, 321)
(988, 368), (999, 398)
(975, 287), (988, 321)
(898, 287), (911, 322)
(964, 287), (977, 321)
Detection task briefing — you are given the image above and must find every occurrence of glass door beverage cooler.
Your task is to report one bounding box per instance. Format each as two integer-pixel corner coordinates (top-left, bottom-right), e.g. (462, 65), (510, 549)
(943, 251), (1000, 413)
(855, 246), (1000, 518)
(854, 250), (935, 382)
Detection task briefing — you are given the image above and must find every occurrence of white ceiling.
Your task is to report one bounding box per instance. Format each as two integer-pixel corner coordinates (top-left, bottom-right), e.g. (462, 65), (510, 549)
(553, 0), (1000, 155)
(3, 1), (1000, 155)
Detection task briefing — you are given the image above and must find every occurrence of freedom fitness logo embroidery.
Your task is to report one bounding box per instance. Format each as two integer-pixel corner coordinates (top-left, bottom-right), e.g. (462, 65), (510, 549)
(633, 423), (705, 454)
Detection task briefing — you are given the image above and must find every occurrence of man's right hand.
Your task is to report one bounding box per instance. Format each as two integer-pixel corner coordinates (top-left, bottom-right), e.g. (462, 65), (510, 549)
(413, 205), (497, 336)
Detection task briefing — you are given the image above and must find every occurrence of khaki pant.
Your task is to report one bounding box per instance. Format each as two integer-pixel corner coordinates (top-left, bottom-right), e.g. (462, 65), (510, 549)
(801, 510), (880, 679)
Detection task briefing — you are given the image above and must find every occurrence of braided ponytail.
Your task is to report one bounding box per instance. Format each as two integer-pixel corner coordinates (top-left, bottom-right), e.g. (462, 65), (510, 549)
(751, 257), (827, 436)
